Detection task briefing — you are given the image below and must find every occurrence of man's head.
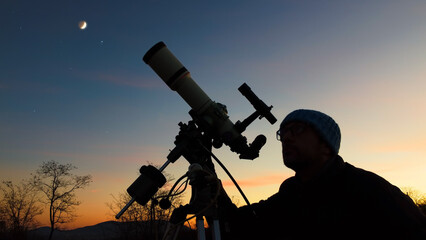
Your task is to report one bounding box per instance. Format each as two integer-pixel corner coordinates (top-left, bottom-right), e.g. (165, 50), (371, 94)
(277, 109), (341, 177)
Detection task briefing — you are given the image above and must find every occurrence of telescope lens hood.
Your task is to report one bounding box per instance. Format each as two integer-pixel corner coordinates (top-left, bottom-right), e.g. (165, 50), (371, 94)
(143, 41), (166, 64)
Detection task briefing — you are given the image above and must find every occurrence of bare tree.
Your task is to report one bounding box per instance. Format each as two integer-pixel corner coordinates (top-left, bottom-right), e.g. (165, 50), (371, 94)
(0, 180), (43, 240)
(32, 160), (92, 240)
(403, 187), (426, 215)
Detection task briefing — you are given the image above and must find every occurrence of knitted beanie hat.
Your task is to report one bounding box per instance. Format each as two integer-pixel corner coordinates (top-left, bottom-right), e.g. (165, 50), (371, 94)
(280, 109), (341, 154)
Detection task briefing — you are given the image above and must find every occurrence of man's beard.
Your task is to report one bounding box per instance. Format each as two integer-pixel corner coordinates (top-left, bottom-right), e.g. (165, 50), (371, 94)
(284, 156), (308, 172)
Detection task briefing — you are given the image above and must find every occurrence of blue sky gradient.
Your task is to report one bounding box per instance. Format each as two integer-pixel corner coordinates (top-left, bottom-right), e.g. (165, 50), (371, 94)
(1, 0), (426, 228)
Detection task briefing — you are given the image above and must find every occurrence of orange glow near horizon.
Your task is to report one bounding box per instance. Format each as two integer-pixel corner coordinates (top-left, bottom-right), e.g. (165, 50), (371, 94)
(221, 173), (287, 188)
(32, 157), (426, 230)
(3, 0), (426, 232)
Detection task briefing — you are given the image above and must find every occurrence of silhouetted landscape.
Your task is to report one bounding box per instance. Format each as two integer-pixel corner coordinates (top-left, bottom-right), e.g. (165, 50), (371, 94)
(21, 221), (197, 240)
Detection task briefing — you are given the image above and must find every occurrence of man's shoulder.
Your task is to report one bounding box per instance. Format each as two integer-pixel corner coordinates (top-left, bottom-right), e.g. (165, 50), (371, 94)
(341, 160), (391, 186)
(339, 159), (405, 199)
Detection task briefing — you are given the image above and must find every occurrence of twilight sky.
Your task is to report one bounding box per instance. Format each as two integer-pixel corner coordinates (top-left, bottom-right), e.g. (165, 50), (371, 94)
(1, 0), (426, 229)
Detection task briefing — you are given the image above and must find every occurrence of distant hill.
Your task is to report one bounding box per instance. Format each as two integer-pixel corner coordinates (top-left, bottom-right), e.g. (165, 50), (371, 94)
(26, 221), (196, 240)
(27, 221), (122, 240)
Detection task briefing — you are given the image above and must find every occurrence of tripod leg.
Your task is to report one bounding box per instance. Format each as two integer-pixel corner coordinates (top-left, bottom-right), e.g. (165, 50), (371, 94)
(162, 222), (182, 240)
(196, 216), (206, 240)
(211, 219), (221, 240)
(162, 205), (189, 240)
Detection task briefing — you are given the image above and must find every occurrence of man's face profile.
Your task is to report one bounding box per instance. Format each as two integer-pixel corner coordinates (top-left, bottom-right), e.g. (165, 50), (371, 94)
(279, 121), (325, 172)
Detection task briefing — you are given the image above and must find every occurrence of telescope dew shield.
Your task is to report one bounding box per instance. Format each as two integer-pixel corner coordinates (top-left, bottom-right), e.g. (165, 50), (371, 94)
(143, 42), (211, 113)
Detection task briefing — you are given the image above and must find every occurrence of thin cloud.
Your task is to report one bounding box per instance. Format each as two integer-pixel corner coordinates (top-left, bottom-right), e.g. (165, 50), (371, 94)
(96, 73), (163, 89)
(73, 69), (164, 89)
(37, 149), (163, 165)
(222, 173), (287, 188)
(365, 138), (426, 153)
(0, 80), (62, 93)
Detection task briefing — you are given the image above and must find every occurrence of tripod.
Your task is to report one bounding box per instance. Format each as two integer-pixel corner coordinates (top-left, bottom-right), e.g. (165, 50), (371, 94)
(162, 163), (223, 240)
(115, 81), (277, 239)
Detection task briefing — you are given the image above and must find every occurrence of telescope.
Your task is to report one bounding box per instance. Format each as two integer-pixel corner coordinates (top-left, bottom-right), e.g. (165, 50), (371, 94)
(143, 41), (276, 159)
(116, 42), (277, 231)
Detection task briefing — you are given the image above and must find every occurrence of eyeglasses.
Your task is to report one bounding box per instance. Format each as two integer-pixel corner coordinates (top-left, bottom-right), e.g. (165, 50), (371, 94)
(276, 123), (307, 141)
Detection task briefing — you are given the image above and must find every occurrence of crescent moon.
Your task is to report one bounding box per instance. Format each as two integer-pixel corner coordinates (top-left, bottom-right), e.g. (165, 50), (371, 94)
(79, 21), (87, 30)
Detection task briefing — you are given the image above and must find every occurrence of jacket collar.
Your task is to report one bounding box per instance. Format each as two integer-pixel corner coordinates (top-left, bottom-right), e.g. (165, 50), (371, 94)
(296, 155), (344, 185)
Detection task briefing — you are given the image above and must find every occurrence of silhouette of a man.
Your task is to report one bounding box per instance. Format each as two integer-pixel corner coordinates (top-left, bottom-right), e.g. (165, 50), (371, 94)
(217, 109), (426, 240)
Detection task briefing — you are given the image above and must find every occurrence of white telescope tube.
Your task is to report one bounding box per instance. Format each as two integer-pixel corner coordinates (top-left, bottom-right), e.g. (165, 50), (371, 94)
(143, 42), (241, 144)
(143, 42), (211, 114)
